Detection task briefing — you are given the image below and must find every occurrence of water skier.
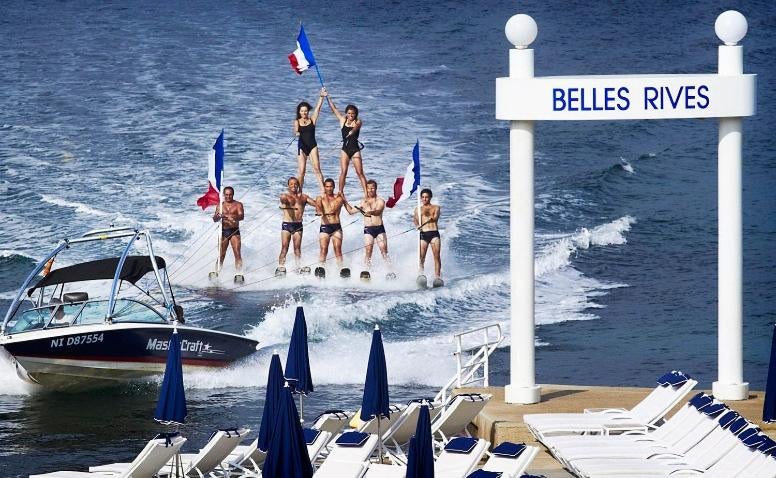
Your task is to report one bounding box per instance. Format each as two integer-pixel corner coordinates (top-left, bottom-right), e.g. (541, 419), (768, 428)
(413, 188), (442, 286)
(323, 88), (367, 195)
(278, 177), (317, 275)
(315, 178), (345, 270)
(294, 88), (326, 193)
(343, 179), (391, 272)
(213, 186), (244, 277)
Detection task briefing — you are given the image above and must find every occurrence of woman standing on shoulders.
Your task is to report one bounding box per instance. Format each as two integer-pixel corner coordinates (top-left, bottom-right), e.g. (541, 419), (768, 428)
(294, 88), (326, 192)
(324, 88), (367, 195)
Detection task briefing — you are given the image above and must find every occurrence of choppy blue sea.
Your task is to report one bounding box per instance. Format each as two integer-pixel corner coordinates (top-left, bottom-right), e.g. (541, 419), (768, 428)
(1, 0), (774, 476)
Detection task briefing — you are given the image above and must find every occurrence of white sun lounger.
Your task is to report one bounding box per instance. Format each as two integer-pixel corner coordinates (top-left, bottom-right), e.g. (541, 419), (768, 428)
(91, 427), (248, 478)
(357, 405), (406, 434)
(382, 400), (443, 454)
(362, 463), (406, 477)
(29, 434), (187, 478)
(434, 437), (490, 478)
(314, 432), (379, 478)
(312, 409), (353, 438)
(574, 417), (757, 477)
(223, 437), (266, 475)
(554, 400), (730, 469)
(541, 392), (714, 455)
(431, 393), (492, 444)
(479, 442), (540, 478)
(525, 372), (697, 442)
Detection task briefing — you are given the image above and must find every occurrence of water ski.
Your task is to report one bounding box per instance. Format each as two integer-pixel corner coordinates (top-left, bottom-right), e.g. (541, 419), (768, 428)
(314, 266), (326, 278)
(432, 278), (444, 288)
(274, 267), (287, 278)
(208, 271), (219, 282)
(416, 275), (428, 289)
(340, 268), (351, 279)
(298, 266), (311, 275)
(234, 274), (245, 285)
(385, 272), (397, 281)
(360, 271), (371, 282)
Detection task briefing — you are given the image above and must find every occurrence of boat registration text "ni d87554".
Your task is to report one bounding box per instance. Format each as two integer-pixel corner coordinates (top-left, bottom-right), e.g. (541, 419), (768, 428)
(50, 333), (104, 348)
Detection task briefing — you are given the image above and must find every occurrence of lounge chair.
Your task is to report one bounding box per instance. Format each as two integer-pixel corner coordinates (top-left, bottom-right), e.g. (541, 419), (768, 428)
(29, 433), (186, 478)
(90, 427), (248, 477)
(357, 405), (406, 434)
(553, 399), (730, 469)
(382, 400), (443, 455)
(477, 442), (540, 478)
(541, 392), (715, 455)
(431, 393), (492, 444)
(222, 437), (266, 475)
(434, 437), (490, 478)
(524, 371), (697, 442)
(312, 409), (353, 437)
(574, 416), (757, 477)
(362, 463), (406, 477)
(304, 428), (333, 463)
(314, 432), (379, 478)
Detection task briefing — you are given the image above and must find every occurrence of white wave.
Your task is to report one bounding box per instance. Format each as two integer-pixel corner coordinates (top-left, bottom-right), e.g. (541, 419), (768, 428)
(0, 249), (37, 260)
(0, 348), (38, 396)
(619, 157), (635, 173)
(39, 194), (112, 217)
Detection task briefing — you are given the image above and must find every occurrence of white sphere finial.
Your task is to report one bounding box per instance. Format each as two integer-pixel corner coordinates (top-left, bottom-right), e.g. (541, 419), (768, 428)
(505, 14), (537, 49)
(715, 10), (747, 46)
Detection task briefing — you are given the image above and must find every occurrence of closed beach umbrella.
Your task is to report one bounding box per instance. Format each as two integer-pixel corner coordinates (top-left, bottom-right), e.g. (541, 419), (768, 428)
(406, 404), (434, 478)
(258, 353), (284, 452)
(285, 306), (314, 422)
(763, 325), (776, 421)
(261, 382), (314, 478)
(361, 324), (390, 460)
(154, 329), (187, 425)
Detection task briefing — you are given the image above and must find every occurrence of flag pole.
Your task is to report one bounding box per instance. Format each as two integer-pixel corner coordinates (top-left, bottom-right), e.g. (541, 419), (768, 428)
(215, 169), (223, 276)
(314, 65), (325, 88)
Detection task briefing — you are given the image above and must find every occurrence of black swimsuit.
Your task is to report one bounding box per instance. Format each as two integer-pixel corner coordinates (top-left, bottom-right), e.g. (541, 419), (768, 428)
(420, 230), (440, 242)
(320, 223), (342, 235)
(341, 122), (362, 159)
(282, 222), (303, 234)
(364, 225), (386, 238)
(222, 228), (240, 239)
(298, 121), (317, 155)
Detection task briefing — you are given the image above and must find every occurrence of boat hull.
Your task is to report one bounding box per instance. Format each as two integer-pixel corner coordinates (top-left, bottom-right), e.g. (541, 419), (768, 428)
(1, 323), (258, 387)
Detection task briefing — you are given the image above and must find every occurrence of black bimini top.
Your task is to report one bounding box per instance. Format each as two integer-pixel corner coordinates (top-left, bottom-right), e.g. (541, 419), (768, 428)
(28, 256), (167, 296)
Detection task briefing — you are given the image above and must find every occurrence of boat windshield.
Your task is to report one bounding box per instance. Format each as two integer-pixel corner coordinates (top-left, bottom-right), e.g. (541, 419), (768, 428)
(5, 299), (167, 334)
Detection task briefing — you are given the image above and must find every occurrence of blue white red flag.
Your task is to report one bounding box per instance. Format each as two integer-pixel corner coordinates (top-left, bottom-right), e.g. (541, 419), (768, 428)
(288, 25), (317, 75)
(196, 130), (224, 210)
(386, 141), (421, 208)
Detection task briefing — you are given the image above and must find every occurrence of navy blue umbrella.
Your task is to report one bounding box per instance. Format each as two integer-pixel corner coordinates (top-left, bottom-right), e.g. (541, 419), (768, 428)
(361, 324), (390, 460)
(258, 353), (285, 452)
(285, 306), (314, 422)
(406, 404), (434, 478)
(154, 329), (187, 425)
(261, 382), (314, 478)
(763, 325), (776, 421)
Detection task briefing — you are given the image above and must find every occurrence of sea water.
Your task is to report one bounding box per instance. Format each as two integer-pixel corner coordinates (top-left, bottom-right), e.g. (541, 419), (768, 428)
(0, 0), (774, 476)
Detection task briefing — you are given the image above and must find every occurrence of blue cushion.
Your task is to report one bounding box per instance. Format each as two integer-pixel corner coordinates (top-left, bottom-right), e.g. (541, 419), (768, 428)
(466, 471), (502, 478)
(657, 371), (690, 387)
(758, 436), (776, 453)
(521, 475), (548, 478)
(700, 403), (727, 417)
(336, 431), (369, 447)
(718, 411), (739, 428)
(737, 427), (760, 442)
(492, 442), (526, 458)
(741, 432), (767, 448)
(445, 437), (479, 454)
(688, 392), (712, 409)
(303, 427), (321, 445)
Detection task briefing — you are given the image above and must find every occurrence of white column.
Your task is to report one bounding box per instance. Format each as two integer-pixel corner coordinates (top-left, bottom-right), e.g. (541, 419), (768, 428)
(504, 15), (540, 404)
(712, 11), (749, 400)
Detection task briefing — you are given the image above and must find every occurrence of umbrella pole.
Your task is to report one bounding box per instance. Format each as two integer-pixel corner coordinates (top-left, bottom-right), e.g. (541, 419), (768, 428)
(300, 393), (305, 425)
(377, 416), (382, 464)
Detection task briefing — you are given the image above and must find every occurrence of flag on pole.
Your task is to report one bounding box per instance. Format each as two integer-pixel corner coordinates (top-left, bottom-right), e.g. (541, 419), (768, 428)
(288, 25), (317, 75)
(196, 130), (225, 210)
(386, 141), (421, 208)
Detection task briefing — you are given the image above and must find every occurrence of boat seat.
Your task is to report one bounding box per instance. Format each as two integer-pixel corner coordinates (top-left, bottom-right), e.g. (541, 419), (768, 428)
(63, 292), (89, 303)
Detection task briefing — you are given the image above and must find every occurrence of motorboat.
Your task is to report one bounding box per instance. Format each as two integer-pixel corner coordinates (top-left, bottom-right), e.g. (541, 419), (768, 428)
(0, 226), (258, 388)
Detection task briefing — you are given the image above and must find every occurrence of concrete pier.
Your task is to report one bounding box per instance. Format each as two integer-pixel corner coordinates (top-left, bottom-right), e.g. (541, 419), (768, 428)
(460, 385), (774, 477)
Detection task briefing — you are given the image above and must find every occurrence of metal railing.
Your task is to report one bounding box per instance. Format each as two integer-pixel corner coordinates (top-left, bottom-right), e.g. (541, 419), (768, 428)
(434, 323), (503, 406)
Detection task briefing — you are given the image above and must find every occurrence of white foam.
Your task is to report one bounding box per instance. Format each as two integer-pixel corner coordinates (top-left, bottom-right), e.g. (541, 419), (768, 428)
(0, 348), (37, 396)
(39, 194), (111, 217)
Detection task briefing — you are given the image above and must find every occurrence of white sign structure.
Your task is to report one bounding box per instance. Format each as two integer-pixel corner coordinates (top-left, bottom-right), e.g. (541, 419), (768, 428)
(497, 11), (756, 404)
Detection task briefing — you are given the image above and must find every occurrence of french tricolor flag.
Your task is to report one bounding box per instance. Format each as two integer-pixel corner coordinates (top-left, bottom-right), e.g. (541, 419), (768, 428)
(196, 130), (225, 210)
(288, 25), (317, 75)
(386, 141), (421, 208)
